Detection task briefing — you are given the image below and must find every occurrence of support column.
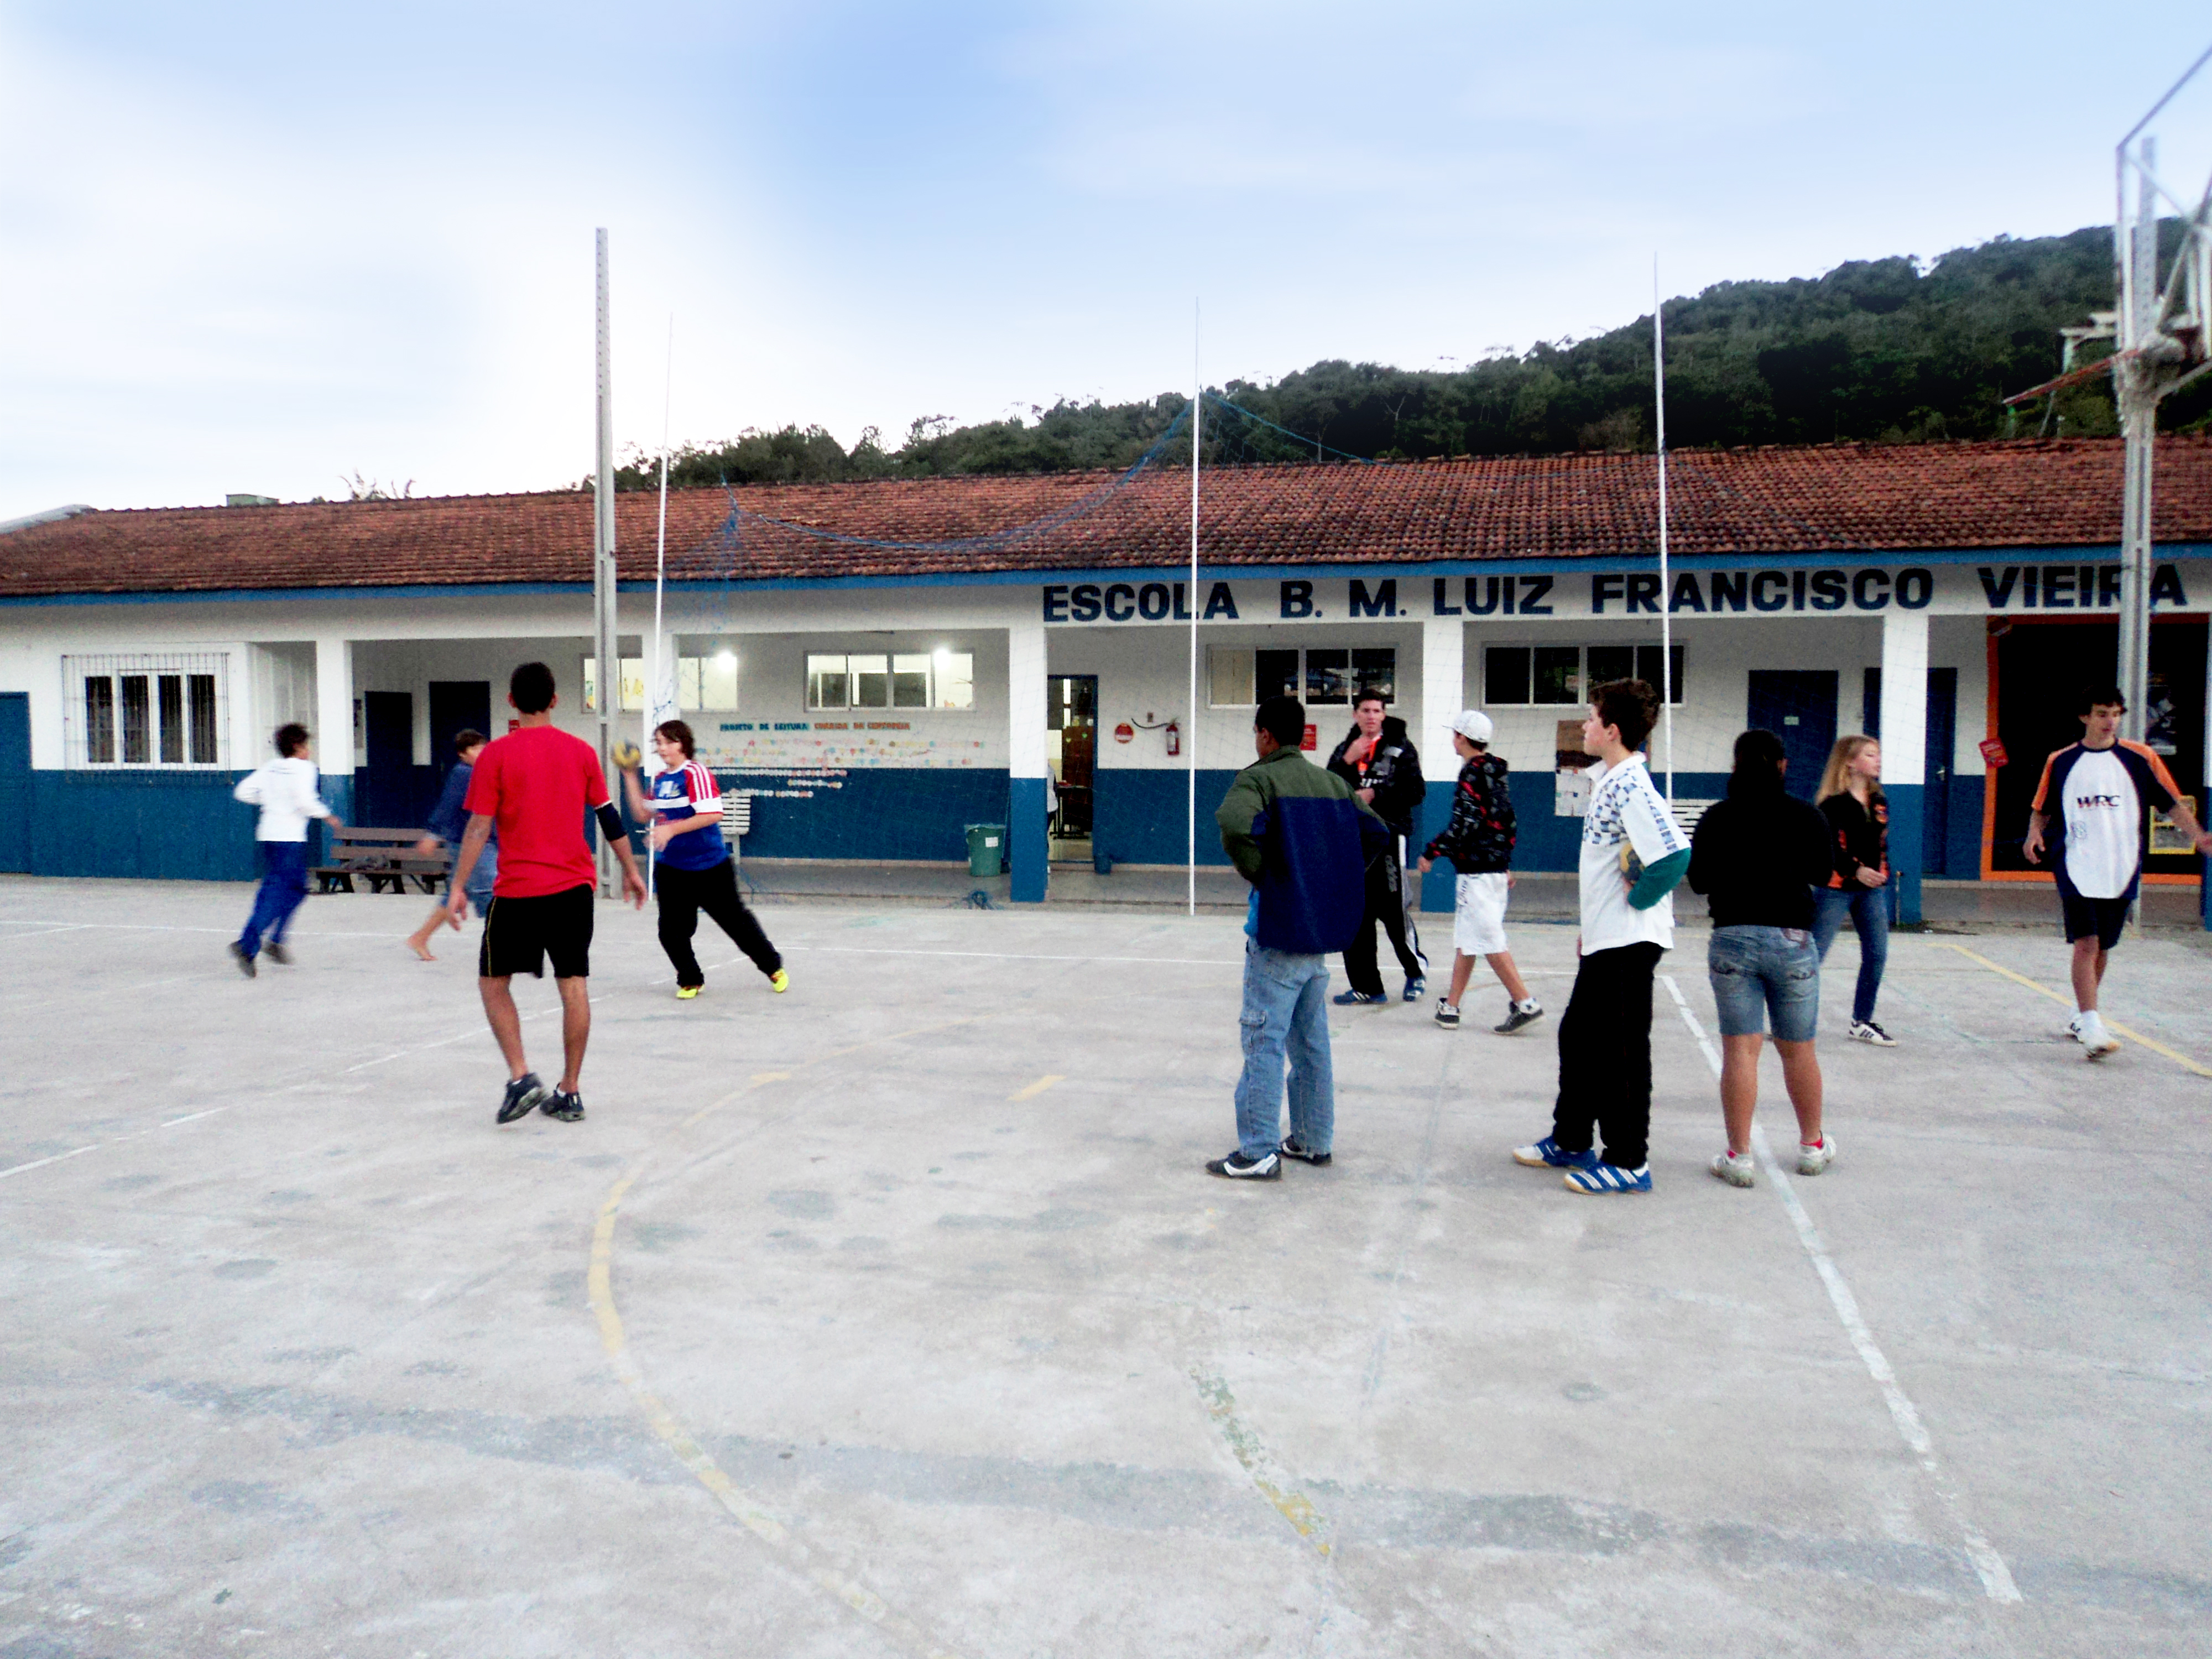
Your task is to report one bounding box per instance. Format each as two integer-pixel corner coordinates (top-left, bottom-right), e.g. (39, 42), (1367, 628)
(314, 637), (355, 834)
(1008, 620), (1048, 902)
(1879, 611), (1928, 926)
(1418, 615), (1465, 914)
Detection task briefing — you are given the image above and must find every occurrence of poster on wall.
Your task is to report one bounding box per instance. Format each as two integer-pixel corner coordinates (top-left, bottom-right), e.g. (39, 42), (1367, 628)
(695, 721), (991, 801)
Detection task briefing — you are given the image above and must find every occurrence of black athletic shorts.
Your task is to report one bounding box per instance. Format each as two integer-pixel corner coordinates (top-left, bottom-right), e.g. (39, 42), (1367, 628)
(479, 883), (594, 979)
(2060, 891), (2131, 951)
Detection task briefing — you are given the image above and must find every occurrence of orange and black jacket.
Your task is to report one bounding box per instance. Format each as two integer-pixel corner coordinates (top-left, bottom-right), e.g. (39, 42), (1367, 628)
(1818, 791), (1888, 890)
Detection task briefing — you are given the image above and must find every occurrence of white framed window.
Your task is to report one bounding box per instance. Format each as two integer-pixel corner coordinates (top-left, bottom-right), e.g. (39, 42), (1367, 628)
(1483, 644), (1684, 707)
(586, 648), (742, 714)
(806, 649), (973, 712)
(65, 653), (228, 769)
(1206, 645), (1395, 708)
(581, 656), (646, 713)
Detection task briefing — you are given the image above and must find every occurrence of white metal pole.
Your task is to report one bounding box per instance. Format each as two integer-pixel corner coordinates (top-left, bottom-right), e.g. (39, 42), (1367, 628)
(1188, 301), (1201, 918)
(593, 228), (618, 894)
(649, 314), (672, 893)
(1653, 259), (1673, 804)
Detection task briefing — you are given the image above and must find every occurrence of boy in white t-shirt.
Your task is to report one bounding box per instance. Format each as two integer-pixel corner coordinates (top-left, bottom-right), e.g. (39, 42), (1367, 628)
(2023, 684), (2212, 1058)
(229, 722), (342, 977)
(1513, 680), (1689, 1193)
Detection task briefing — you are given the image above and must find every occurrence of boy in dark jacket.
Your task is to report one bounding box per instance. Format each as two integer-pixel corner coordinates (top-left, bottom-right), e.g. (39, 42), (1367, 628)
(1325, 692), (1430, 1004)
(1210, 695), (1390, 1180)
(405, 729), (495, 961)
(1416, 711), (1542, 1034)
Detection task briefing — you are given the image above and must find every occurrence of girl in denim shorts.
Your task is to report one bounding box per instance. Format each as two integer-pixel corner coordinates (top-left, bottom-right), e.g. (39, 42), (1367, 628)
(1684, 730), (1839, 1189)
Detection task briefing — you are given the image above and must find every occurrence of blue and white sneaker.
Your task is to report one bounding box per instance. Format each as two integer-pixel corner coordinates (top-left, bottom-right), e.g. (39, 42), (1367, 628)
(1563, 1161), (1653, 1194)
(1332, 989), (1389, 1006)
(1401, 977), (1426, 1003)
(1512, 1136), (1598, 1172)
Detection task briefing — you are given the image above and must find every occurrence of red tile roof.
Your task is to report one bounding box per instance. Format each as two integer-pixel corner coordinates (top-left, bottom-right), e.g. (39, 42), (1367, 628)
(2, 437), (2208, 599)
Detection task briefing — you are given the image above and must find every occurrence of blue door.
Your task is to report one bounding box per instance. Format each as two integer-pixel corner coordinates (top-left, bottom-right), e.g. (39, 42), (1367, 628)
(428, 681), (491, 782)
(1746, 671), (1839, 799)
(361, 691), (414, 826)
(0, 692), (28, 872)
(1923, 668), (1956, 874)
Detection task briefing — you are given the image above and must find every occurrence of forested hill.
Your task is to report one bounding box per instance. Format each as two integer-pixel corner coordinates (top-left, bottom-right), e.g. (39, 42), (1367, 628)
(618, 223), (2198, 489)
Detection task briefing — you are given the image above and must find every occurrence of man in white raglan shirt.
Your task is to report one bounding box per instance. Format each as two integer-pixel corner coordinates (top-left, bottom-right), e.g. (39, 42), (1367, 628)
(2023, 682), (2212, 1059)
(229, 721), (342, 977)
(1514, 679), (1690, 1194)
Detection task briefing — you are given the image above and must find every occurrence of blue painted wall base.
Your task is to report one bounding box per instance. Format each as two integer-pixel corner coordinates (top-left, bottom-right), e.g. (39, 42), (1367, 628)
(1886, 782), (1924, 924)
(1009, 777), (1048, 902)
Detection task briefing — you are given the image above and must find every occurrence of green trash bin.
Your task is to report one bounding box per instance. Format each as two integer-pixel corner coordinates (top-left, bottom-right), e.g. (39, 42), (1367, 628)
(964, 823), (1006, 878)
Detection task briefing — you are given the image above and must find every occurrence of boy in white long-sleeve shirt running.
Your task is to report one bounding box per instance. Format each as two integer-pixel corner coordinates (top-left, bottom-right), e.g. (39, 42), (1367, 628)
(229, 722), (341, 977)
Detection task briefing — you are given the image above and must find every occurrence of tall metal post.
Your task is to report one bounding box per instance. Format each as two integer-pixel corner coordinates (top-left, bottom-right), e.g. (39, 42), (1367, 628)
(2115, 140), (2159, 744)
(593, 228), (618, 895)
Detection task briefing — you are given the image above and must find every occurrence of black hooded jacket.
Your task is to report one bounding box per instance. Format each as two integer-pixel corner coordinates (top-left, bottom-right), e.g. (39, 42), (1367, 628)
(1325, 716), (1426, 839)
(1687, 772), (1832, 930)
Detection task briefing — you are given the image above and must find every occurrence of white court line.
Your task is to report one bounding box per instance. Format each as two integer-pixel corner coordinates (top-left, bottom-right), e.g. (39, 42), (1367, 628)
(787, 945), (1245, 967)
(1660, 973), (2021, 1604)
(0, 919), (403, 939)
(160, 1108), (226, 1128)
(0, 1145), (98, 1181)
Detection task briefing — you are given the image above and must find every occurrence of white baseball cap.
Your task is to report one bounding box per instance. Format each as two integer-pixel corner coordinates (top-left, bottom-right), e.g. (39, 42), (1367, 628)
(1448, 709), (1493, 744)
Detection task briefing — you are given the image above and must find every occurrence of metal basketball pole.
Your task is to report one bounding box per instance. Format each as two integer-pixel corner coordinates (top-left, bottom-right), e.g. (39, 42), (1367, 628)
(594, 228), (619, 895)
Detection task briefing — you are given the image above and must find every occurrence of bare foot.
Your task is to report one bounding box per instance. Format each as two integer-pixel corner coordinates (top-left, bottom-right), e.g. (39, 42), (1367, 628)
(406, 935), (437, 962)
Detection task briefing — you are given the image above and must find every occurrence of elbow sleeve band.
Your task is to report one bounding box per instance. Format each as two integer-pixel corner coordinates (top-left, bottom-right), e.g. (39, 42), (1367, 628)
(596, 804), (626, 842)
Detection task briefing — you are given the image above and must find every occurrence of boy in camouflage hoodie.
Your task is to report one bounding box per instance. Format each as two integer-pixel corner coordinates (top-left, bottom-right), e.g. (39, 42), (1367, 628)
(1417, 711), (1543, 1034)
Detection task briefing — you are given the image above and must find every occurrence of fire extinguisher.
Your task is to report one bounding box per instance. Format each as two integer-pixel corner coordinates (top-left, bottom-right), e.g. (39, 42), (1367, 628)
(1165, 720), (1181, 757)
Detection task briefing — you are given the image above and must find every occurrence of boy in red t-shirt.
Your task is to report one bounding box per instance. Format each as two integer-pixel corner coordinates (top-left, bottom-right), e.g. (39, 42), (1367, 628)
(447, 661), (646, 1125)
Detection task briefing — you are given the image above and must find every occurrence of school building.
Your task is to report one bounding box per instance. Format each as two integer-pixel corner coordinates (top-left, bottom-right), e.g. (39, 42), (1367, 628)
(2, 435), (2208, 923)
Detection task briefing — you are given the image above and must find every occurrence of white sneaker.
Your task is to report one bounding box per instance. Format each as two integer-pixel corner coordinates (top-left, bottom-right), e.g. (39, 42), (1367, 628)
(1848, 1020), (1896, 1047)
(2079, 1014), (2120, 1060)
(2067, 1013), (2085, 1044)
(1797, 1134), (1837, 1176)
(1709, 1149), (1756, 1188)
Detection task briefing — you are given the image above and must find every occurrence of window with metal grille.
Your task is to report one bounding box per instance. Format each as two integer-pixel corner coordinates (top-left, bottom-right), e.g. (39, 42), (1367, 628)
(64, 654), (229, 768)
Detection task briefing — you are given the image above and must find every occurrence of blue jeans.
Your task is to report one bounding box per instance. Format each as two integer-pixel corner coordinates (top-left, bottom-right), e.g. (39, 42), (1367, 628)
(1234, 942), (1335, 1160)
(1812, 885), (1888, 1025)
(238, 841), (310, 955)
(1708, 926), (1821, 1042)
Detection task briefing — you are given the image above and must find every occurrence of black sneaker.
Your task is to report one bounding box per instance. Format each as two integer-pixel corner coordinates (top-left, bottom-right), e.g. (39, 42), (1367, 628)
(227, 941), (257, 978)
(541, 1089), (585, 1123)
(1205, 1150), (1281, 1180)
(1434, 1000), (1461, 1030)
(1279, 1137), (1332, 1167)
(261, 942), (293, 966)
(497, 1073), (548, 1124)
(1495, 1000), (1545, 1035)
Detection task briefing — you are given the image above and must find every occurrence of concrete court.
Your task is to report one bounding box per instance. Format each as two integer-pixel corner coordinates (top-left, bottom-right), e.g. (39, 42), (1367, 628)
(2, 875), (2208, 1659)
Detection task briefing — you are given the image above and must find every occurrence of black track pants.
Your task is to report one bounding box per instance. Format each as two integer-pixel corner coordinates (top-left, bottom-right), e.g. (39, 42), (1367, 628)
(655, 859), (781, 987)
(1342, 837), (1428, 996)
(1548, 941), (1662, 1170)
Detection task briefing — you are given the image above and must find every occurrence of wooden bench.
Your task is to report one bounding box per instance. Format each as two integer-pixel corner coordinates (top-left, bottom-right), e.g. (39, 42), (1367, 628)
(314, 828), (447, 895)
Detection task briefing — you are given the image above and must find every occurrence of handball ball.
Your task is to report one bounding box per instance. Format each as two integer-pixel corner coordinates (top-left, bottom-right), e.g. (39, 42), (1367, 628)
(612, 740), (642, 769)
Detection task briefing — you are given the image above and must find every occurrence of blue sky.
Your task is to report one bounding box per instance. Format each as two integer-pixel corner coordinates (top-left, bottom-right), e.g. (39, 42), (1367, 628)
(5, 1), (2212, 518)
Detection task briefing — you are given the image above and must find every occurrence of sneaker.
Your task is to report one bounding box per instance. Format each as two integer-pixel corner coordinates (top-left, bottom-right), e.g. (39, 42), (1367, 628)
(2080, 1015), (2120, 1060)
(1401, 977), (1426, 1003)
(1710, 1149), (1757, 1188)
(1205, 1149), (1281, 1180)
(769, 969), (790, 994)
(676, 985), (701, 1000)
(1332, 989), (1389, 1006)
(1513, 1136), (1598, 1172)
(1279, 1136), (1332, 1167)
(497, 1073), (548, 1125)
(1797, 1134), (1837, 1176)
(1848, 1020), (1895, 1046)
(261, 942), (293, 967)
(1434, 1000), (1461, 1030)
(227, 941), (258, 979)
(1564, 1161), (1652, 1194)
(2067, 1013), (2085, 1044)
(541, 1089), (585, 1123)
(1495, 999), (1545, 1035)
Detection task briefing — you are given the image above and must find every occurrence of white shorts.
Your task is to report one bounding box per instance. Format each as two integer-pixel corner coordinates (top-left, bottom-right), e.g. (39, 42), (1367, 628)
(1454, 872), (1510, 956)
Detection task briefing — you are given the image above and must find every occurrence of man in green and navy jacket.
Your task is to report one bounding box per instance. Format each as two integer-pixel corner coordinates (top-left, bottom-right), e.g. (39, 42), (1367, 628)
(1207, 694), (1390, 1181)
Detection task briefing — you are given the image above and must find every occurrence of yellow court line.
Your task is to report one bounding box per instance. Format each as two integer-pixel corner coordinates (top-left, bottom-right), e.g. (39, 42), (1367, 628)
(1938, 942), (2212, 1080)
(1008, 1073), (1065, 1102)
(1188, 1370), (1332, 1555)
